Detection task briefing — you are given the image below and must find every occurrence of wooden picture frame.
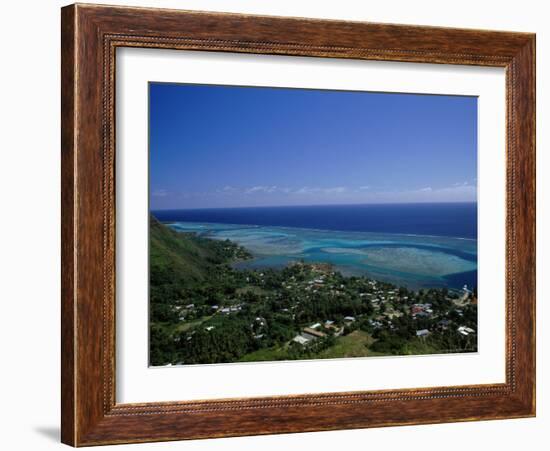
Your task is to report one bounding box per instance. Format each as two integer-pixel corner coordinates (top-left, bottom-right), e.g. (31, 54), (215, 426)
(61, 3), (535, 446)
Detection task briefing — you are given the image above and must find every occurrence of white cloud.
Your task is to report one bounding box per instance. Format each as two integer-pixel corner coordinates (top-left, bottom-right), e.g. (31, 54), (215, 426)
(206, 182), (475, 206)
(324, 186), (347, 194)
(245, 185), (278, 194)
(390, 184), (476, 202)
(295, 186), (348, 195)
(152, 189), (169, 197)
(295, 186), (314, 195)
(435, 184), (476, 196)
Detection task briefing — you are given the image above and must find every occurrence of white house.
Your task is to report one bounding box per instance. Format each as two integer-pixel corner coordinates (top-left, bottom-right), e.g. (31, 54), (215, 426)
(292, 335), (310, 346)
(457, 326), (476, 336)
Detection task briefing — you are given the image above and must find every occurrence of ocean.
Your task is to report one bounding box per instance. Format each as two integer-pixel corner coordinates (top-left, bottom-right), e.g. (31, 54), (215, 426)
(153, 203), (477, 290)
(153, 202), (477, 239)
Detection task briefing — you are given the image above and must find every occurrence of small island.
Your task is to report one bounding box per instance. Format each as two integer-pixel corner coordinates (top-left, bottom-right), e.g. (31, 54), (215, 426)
(150, 216), (477, 366)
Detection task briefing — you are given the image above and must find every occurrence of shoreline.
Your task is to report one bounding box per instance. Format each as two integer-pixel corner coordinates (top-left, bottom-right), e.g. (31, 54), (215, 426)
(165, 221), (478, 292)
(149, 225), (478, 366)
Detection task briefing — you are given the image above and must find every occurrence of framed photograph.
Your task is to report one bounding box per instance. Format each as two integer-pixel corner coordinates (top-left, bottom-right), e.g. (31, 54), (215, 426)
(61, 4), (535, 446)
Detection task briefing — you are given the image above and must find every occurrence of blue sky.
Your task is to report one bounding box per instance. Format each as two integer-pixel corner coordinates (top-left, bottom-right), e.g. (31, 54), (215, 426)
(150, 83), (477, 210)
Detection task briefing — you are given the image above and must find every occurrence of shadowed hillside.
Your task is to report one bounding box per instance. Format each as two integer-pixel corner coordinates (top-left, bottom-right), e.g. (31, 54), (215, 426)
(150, 215), (252, 301)
(150, 215), (217, 288)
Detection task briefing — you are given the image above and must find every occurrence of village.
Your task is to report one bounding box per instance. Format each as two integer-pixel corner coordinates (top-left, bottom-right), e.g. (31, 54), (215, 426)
(161, 261), (478, 364)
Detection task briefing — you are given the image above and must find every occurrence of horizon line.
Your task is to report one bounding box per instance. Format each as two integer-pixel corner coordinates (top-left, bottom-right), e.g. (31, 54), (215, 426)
(151, 200), (477, 212)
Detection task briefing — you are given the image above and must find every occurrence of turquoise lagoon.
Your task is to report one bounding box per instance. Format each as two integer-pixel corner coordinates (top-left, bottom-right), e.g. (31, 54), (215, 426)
(167, 222), (477, 290)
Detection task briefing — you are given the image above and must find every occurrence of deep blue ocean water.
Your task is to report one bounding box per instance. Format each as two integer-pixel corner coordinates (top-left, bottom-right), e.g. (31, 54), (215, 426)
(153, 202), (477, 239)
(153, 203), (477, 290)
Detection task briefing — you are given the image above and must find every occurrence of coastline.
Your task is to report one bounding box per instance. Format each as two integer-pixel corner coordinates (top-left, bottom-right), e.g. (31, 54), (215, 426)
(149, 220), (478, 366)
(163, 220), (478, 291)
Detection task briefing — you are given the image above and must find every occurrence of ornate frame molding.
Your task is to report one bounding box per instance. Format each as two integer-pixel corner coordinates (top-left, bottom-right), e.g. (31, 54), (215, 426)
(62, 4), (535, 446)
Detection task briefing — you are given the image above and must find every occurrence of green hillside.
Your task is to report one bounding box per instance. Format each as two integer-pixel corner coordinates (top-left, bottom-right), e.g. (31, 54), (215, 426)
(150, 215), (217, 286)
(149, 215), (252, 311)
(149, 216), (254, 365)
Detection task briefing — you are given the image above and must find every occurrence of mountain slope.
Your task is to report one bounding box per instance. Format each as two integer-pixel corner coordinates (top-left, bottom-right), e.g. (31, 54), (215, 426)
(150, 215), (226, 294)
(149, 215), (252, 303)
